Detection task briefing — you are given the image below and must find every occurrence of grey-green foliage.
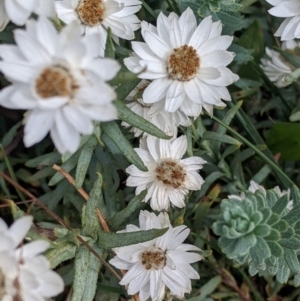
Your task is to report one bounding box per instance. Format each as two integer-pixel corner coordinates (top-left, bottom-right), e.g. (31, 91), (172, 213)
(175, 0), (243, 35)
(212, 186), (300, 286)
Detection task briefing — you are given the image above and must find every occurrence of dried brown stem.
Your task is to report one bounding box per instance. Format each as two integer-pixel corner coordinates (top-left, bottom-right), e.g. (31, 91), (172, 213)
(52, 164), (110, 232)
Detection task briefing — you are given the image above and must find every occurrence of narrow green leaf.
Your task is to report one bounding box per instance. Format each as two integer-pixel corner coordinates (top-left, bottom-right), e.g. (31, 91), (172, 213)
(26, 152), (61, 168)
(48, 150), (81, 186)
(75, 137), (97, 188)
(211, 101), (242, 153)
(105, 27), (115, 59)
(108, 189), (147, 231)
(82, 174), (105, 239)
(109, 71), (138, 86)
(115, 79), (141, 101)
(203, 131), (242, 146)
(1, 121), (21, 148)
(187, 276), (221, 301)
(101, 134), (129, 171)
(46, 243), (77, 269)
(101, 121), (147, 171)
(114, 100), (171, 139)
(276, 47), (300, 68)
(72, 245), (104, 301)
(98, 227), (168, 249)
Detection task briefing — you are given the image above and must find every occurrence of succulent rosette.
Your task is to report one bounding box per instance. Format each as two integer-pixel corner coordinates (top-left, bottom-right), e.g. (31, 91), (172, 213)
(212, 185), (300, 285)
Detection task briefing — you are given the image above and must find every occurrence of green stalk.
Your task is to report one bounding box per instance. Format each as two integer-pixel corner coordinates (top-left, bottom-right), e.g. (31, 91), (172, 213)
(141, 0), (157, 19)
(210, 115), (295, 188)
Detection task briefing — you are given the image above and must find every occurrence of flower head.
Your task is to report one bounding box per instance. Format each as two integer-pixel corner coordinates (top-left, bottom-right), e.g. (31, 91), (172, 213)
(126, 135), (206, 211)
(124, 7), (239, 117)
(266, 0), (300, 41)
(0, 0), (55, 30)
(121, 80), (191, 138)
(55, 0), (141, 57)
(0, 216), (64, 301)
(109, 210), (202, 301)
(0, 17), (120, 154)
(260, 42), (300, 88)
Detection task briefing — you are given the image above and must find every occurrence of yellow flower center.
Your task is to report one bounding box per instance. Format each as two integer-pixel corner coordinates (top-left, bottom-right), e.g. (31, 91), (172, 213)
(167, 45), (200, 81)
(141, 248), (165, 270)
(156, 160), (186, 189)
(77, 0), (106, 27)
(35, 66), (78, 99)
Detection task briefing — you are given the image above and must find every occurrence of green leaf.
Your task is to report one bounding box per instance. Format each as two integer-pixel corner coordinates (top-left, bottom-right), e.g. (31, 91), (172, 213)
(280, 238), (300, 250)
(26, 152), (61, 168)
(187, 276), (221, 301)
(97, 228), (168, 249)
(253, 224), (271, 237)
(48, 150), (81, 186)
(46, 242), (77, 269)
(276, 47), (300, 68)
(82, 174), (106, 240)
(72, 245), (104, 301)
(101, 121), (147, 171)
(109, 71), (138, 86)
(283, 206), (300, 225)
(105, 27), (115, 59)
(1, 121), (21, 148)
(211, 101), (242, 154)
(115, 79), (141, 101)
(267, 241), (283, 257)
(203, 131), (242, 146)
(114, 100), (171, 139)
(108, 189), (147, 231)
(267, 123), (300, 160)
(284, 248), (300, 273)
(272, 193), (289, 215)
(75, 137), (97, 188)
(237, 21), (263, 63)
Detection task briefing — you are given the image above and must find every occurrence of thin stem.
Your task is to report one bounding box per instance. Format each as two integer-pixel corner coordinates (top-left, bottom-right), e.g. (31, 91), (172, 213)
(210, 115), (295, 188)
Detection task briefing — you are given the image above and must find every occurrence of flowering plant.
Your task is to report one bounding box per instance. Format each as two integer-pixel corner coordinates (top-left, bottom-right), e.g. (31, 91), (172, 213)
(2, 0), (300, 300)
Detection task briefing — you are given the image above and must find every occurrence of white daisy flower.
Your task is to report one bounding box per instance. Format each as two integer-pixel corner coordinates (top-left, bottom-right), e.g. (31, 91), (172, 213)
(121, 80), (191, 138)
(55, 0), (141, 57)
(126, 135), (206, 211)
(266, 0), (300, 41)
(124, 7), (239, 117)
(0, 17), (120, 154)
(0, 0), (55, 31)
(260, 42), (299, 87)
(0, 216), (64, 301)
(109, 210), (202, 301)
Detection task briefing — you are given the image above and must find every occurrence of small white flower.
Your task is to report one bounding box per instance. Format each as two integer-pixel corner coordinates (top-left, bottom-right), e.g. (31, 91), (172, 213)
(55, 0), (141, 57)
(0, 216), (64, 301)
(0, 0), (55, 31)
(0, 17), (120, 154)
(126, 135), (206, 211)
(121, 80), (191, 138)
(229, 181), (292, 209)
(260, 46), (294, 88)
(124, 7), (239, 117)
(109, 210), (202, 301)
(266, 0), (300, 41)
